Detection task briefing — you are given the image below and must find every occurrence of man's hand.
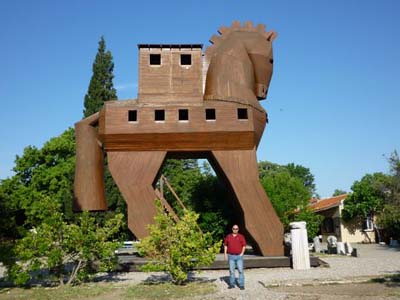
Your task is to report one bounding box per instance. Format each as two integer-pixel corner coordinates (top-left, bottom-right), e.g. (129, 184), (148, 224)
(224, 253), (228, 260)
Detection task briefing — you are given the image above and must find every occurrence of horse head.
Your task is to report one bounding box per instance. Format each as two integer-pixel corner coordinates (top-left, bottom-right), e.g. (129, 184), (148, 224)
(204, 21), (277, 108)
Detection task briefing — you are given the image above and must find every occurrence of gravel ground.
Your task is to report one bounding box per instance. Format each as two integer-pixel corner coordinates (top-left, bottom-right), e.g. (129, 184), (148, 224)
(1, 244), (399, 299)
(104, 244), (400, 299)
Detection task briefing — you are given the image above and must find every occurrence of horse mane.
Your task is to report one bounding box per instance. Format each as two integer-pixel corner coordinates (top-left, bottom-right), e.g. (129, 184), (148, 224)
(205, 21), (277, 61)
(203, 21), (277, 110)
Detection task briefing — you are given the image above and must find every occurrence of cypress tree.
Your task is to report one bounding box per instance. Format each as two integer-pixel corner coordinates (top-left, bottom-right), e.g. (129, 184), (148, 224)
(83, 36), (117, 118)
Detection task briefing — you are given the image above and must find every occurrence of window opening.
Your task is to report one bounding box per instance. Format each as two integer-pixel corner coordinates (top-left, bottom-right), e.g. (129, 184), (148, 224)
(322, 218), (334, 233)
(237, 108), (248, 120)
(363, 217), (374, 231)
(178, 109), (189, 121)
(150, 54), (161, 65)
(128, 110), (137, 122)
(155, 109), (165, 121)
(205, 108), (216, 120)
(180, 54), (191, 65)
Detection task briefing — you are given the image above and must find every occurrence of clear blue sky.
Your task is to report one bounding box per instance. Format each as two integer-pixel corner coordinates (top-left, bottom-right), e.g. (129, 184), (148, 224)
(1, 0), (399, 198)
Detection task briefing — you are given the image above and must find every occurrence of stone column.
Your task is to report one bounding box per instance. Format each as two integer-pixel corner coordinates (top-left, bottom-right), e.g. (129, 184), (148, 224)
(313, 236), (321, 253)
(290, 221), (310, 270)
(336, 242), (345, 255)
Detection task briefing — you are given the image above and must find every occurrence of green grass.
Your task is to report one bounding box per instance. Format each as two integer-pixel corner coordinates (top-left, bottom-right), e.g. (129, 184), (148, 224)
(126, 282), (217, 299)
(0, 283), (116, 300)
(0, 281), (217, 300)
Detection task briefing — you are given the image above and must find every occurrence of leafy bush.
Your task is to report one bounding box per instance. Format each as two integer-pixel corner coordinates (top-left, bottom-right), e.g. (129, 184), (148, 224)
(7, 197), (123, 286)
(137, 200), (221, 285)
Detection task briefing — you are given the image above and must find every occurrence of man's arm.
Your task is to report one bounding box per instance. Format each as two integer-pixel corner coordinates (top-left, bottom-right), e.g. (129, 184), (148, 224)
(240, 235), (246, 256)
(240, 245), (246, 256)
(224, 245), (228, 260)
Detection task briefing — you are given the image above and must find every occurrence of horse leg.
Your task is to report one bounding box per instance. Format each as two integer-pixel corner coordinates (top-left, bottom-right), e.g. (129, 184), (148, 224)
(211, 149), (283, 256)
(107, 151), (166, 238)
(74, 113), (107, 211)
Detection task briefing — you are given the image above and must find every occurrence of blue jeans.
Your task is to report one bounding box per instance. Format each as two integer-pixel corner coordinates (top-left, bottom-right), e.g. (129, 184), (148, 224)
(228, 254), (244, 287)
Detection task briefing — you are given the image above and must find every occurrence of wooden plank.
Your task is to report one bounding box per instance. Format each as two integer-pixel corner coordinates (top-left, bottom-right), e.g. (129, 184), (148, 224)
(74, 115), (107, 211)
(154, 188), (179, 222)
(116, 254), (325, 272)
(210, 149), (284, 256)
(107, 151), (167, 238)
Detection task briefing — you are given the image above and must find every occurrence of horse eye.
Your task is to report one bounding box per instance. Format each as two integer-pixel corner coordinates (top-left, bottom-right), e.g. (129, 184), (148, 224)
(269, 59), (274, 64)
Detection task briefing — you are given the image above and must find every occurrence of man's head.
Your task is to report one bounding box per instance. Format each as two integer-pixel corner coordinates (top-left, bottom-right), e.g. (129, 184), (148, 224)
(232, 225), (239, 233)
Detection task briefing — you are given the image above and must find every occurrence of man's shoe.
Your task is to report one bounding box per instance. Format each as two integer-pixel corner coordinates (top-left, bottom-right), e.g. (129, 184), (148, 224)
(228, 285), (235, 289)
(239, 286), (245, 290)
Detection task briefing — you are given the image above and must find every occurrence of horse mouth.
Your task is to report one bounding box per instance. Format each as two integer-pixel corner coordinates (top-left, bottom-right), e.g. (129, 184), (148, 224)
(256, 84), (268, 100)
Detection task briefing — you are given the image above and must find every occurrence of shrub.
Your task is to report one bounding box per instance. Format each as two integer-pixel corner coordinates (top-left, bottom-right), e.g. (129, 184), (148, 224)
(7, 197), (123, 286)
(137, 200), (221, 285)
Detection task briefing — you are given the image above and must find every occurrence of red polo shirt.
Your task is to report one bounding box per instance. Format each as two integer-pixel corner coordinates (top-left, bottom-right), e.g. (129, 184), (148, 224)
(224, 233), (246, 255)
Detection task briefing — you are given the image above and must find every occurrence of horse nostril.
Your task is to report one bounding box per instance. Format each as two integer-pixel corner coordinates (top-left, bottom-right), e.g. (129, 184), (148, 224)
(269, 59), (274, 64)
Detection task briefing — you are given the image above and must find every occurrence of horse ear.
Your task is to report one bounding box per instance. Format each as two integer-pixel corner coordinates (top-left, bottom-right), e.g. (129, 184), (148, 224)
(266, 31), (278, 42)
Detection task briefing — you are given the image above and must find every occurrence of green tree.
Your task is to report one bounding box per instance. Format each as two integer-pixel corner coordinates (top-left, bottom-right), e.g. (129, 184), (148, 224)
(285, 163), (316, 196)
(137, 200), (221, 285)
(160, 159), (203, 212)
(342, 173), (390, 223)
(81, 36), (125, 219)
(258, 161), (283, 179)
(260, 169), (322, 238)
(0, 128), (128, 241)
(378, 204), (400, 241)
(377, 151), (400, 240)
(0, 128), (76, 230)
(7, 197), (123, 286)
(387, 151), (400, 205)
(159, 159), (233, 242)
(258, 161), (316, 196)
(332, 189), (347, 196)
(83, 36), (117, 118)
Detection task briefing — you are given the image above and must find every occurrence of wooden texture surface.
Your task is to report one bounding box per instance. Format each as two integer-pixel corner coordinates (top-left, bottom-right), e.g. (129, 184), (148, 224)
(74, 22), (283, 256)
(138, 46), (203, 103)
(211, 149), (283, 256)
(107, 151), (166, 238)
(117, 254), (323, 271)
(74, 113), (107, 211)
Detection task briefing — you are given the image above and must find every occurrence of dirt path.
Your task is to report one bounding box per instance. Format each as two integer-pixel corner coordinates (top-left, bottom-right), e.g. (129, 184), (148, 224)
(271, 282), (400, 300)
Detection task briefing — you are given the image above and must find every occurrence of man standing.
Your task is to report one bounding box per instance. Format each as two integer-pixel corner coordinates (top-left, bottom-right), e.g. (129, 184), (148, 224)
(224, 224), (246, 290)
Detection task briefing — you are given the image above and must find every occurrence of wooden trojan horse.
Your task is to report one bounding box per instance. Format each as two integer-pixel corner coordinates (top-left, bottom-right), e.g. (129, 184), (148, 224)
(74, 21), (284, 256)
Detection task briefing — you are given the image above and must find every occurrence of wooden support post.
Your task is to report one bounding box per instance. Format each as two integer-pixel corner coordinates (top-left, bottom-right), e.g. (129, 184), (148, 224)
(211, 149), (284, 256)
(107, 151), (167, 238)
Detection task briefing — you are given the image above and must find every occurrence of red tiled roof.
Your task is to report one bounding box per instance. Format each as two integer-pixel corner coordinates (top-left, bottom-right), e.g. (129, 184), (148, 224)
(309, 194), (348, 212)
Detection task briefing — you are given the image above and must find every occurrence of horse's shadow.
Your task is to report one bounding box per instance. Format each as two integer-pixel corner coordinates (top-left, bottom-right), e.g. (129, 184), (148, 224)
(219, 275), (231, 287)
(142, 272), (216, 285)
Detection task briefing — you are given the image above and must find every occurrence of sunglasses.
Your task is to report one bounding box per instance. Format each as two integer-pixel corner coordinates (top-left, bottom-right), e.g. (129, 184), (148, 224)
(232, 228), (239, 230)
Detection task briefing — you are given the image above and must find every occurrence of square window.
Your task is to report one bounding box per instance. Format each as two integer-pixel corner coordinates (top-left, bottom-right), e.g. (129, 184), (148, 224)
(180, 54), (191, 65)
(205, 108), (216, 120)
(128, 110), (137, 122)
(237, 108), (248, 120)
(150, 54), (161, 65)
(363, 217), (374, 231)
(155, 109), (165, 121)
(179, 109), (189, 121)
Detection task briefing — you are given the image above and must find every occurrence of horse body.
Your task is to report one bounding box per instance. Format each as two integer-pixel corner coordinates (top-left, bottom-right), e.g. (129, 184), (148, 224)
(74, 21), (283, 256)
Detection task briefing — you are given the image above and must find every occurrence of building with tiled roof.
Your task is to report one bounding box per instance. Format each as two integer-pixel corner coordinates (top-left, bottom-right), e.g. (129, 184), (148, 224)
(310, 194), (375, 244)
(309, 194), (347, 212)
